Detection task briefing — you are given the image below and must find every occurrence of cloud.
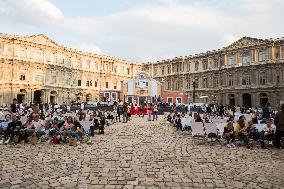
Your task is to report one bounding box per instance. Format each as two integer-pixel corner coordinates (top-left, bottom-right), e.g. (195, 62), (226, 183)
(0, 0), (284, 62)
(1, 0), (64, 25)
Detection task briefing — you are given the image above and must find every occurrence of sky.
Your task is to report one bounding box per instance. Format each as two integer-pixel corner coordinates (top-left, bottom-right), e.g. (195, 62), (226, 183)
(0, 0), (283, 62)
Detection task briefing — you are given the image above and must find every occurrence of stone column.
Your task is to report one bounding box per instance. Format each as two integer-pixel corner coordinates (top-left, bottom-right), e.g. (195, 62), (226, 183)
(254, 49), (258, 62)
(271, 45), (275, 60)
(224, 54), (227, 66)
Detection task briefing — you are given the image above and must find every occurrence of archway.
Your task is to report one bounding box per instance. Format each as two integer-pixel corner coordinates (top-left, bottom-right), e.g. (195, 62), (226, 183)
(259, 93), (268, 108)
(228, 94), (235, 106)
(50, 91), (57, 104)
(242, 93), (252, 108)
(33, 90), (42, 103)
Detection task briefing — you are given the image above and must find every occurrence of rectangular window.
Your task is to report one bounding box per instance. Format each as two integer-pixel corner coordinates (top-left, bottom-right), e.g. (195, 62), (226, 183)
(186, 79), (190, 89)
(186, 63), (190, 72)
(78, 80), (81, 86)
(106, 82), (109, 88)
(36, 50), (43, 61)
(20, 74), (26, 81)
(213, 59), (219, 68)
(242, 73), (251, 85)
(213, 76), (219, 88)
(228, 74), (234, 86)
(195, 62), (199, 71)
(51, 71), (57, 84)
(20, 70), (27, 81)
(259, 71), (266, 85)
(35, 70), (43, 83)
(95, 81), (98, 87)
(20, 48), (27, 58)
(127, 68), (130, 75)
(161, 67), (164, 75)
(86, 80), (92, 87)
(114, 85), (117, 89)
(168, 66), (171, 74)
(203, 62), (208, 70)
(242, 52), (251, 65)
(203, 78), (208, 88)
(0, 44), (4, 55)
(167, 97), (173, 104)
(86, 61), (91, 69)
(259, 51), (266, 62)
(227, 55), (235, 65)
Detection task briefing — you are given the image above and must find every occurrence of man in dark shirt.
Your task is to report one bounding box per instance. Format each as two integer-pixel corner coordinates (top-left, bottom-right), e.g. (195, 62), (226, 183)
(10, 98), (17, 114)
(274, 103), (284, 149)
(3, 115), (22, 144)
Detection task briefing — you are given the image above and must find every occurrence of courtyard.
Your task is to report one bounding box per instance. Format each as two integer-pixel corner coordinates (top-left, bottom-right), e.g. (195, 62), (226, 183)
(0, 117), (283, 189)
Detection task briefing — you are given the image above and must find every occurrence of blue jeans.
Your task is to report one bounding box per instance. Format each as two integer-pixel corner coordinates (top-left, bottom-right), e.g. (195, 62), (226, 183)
(239, 134), (249, 144)
(152, 112), (158, 120)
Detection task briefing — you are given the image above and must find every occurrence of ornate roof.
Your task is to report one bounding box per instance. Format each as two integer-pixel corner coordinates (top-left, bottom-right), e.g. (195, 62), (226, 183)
(19, 34), (60, 48)
(222, 37), (270, 51)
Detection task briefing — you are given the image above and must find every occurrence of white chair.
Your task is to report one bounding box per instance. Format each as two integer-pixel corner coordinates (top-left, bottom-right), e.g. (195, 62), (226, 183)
(79, 120), (93, 131)
(191, 122), (206, 144)
(253, 124), (266, 132)
(20, 116), (28, 124)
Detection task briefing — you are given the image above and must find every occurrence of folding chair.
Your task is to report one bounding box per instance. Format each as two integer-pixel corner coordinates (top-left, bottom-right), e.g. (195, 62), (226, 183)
(204, 123), (219, 144)
(191, 122), (206, 144)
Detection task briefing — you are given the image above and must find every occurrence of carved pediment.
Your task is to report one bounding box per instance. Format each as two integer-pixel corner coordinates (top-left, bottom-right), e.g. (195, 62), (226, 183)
(21, 34), (60, 48)
(223, 37), (268, 51)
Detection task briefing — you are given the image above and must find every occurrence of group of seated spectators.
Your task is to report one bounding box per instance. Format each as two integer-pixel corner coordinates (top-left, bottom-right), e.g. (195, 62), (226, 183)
(166, 103), (284, 149)
(0, 104), (116, 145)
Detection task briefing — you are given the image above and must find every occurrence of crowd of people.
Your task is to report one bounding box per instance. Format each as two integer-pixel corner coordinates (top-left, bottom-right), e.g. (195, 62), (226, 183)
(166, 103), (284, 149)
(0, 99), (162, 145)
(1, 98), (283, 149)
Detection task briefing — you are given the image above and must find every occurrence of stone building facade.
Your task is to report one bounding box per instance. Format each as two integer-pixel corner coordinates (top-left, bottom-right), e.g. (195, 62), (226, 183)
(0, 33), (142, 106)
(143, 37), (284, 108)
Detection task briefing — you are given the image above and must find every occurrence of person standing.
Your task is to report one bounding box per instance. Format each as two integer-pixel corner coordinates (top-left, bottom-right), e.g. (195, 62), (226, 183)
(152, 104), (158, 121)
(274, 103), (284, 149)
(122, 102), (128, 123)
(10, 98), (17, 114)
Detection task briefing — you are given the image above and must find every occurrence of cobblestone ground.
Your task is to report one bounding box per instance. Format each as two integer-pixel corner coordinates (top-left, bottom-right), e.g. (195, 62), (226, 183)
(0, 117), (284, 189)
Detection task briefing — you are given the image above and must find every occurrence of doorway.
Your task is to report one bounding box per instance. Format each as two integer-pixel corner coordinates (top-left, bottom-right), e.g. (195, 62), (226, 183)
(17, 94), (25, 104)
(259, 93), (268, 108)
(242, 93), (252, 108)
(228, 94), (236, 106)
(33, 90), (42, 103)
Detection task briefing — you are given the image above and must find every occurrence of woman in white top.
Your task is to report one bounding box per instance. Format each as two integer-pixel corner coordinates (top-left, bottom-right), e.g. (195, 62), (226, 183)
(263, 118), (276, 144)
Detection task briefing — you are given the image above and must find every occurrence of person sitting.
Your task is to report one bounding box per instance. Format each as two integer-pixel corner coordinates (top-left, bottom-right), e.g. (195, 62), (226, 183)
(247, 121), (260, 140)
(224, 121), (236, 148)
(61, 116), (76, 142)
(99, 115), (106, 134)
(175, 114), (182, 131)
(74, 120), (84, 140)
(0, 114), (12, 144)
(3, 115), (22, 144)
(33, 114), (46, 139)
(236, 116), (250, 148)
(195, 114), (203, 123)
(263, 118), (276, 145)
(90, 117), (99, 136)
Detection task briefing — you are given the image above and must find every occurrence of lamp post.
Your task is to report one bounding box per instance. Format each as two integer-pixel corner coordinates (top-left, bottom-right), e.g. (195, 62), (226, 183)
(192, 81), (196, 103)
